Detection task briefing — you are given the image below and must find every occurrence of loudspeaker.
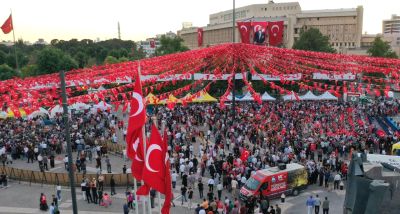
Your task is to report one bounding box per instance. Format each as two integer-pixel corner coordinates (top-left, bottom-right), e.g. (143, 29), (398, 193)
(278, 163), (286, 170)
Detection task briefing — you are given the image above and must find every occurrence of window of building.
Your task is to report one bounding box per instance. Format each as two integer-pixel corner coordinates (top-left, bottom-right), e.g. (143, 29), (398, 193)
(339, 42), (342, 46)
(352, 42), (355, 46)
(317, 18), (320, 20)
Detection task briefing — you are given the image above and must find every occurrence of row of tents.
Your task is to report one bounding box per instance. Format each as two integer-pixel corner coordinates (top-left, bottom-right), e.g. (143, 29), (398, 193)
(0, 91), (337, 119)
(146, 90), (337, 104)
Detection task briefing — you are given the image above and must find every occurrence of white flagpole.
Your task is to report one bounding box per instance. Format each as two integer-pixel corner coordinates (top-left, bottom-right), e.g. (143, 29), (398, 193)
(133, 178), (139, 214)
(10, 9), (19, 73)
(155, 118), (164, 214)
(138, 61), (152, 214)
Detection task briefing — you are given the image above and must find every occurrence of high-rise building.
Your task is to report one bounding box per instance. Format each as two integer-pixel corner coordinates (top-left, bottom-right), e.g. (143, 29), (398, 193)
(382, 14), (400, 56)
(178, 1), (363, 53)
(382, 14), (400, 34)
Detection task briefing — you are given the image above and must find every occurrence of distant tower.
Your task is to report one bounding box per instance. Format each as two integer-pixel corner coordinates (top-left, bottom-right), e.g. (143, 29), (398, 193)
(118, 22), (121, 40)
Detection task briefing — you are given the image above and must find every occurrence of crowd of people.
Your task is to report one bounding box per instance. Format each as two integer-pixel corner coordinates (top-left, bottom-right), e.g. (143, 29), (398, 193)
(0, 110), (123, 172)
(1, 98), (399, 213)
(150, 99), (398, 214)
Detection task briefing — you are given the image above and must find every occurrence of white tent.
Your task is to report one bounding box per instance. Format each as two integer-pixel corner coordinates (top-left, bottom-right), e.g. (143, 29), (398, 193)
(28, 107), (50, 119)
(283, 91), (300, 101)
(261, 92), (276, 101)
(299, 91), (319, 100)
(226, 92), (238, 101)
(93, 101), (112, 111)
(317, 91), (338, 101)
(238, 92), (254, 101)
(69, 102), (91, 111)
(50, 105), (70, 118)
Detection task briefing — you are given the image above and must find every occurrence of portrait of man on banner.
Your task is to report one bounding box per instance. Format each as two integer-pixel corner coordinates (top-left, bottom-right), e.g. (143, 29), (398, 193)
(252, 22), (268, 45)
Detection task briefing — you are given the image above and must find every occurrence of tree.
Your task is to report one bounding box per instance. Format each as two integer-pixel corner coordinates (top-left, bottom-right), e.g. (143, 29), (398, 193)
(36, 47), (78, 75)
(0, 64), (18, 80)
(21, 64), (39, 78)
(293, 28), (336, 53)
(104, 56), (119, 64)
(74, 51), (88, 68)
(155, 35), (189, 56)
(367, 37), (398, 58)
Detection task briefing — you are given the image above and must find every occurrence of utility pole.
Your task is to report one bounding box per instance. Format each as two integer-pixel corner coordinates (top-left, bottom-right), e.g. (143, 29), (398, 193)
(59, 70), (78, 214)
(232, 0), (236, 123)
(118, 21), (121, 40)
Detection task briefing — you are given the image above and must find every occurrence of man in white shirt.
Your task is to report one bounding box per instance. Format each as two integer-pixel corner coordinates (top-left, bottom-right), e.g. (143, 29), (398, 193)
(171, 171), (178, 189)
(231, 179), (238, 197)
(207, 178), (215, 192)
(63, 155), (69, 170)
(334, 173), (341, 190)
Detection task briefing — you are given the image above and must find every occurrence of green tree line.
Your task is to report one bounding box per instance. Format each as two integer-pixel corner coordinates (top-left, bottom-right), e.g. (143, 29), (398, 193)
(0, 38), (147, 80)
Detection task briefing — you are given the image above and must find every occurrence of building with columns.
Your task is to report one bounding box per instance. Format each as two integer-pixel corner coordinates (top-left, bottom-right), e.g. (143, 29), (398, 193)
(178, 1), (363, 53)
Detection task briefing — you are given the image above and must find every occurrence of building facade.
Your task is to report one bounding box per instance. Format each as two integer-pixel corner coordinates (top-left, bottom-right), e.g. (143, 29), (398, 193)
(382, 14), (400, 56)
(382, 14), (400, 34)
(178, 1), (363, 53)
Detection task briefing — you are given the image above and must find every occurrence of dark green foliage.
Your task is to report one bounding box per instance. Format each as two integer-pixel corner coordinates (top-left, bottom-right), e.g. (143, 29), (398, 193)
(293, 28), (336, 53)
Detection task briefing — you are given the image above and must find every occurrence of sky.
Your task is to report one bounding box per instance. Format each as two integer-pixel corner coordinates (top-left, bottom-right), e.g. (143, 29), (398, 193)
(0, 0), (398, 43)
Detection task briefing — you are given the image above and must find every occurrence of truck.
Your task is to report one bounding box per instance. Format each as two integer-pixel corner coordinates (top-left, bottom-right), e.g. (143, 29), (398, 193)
(239, 163), (308, 201)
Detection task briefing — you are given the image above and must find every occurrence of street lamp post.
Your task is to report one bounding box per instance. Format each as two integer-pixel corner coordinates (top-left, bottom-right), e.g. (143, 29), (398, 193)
(232, 0), (236, 123)
(59, 70), (78, 214)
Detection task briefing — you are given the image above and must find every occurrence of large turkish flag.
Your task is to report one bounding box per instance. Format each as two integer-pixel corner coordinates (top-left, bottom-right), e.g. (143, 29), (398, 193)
(268, 21), (284, 46)
(237, 22), (251, 44)
(197, 28), (203, 47)
(126, 72), (146, 180)
(141, 124), (166, 193)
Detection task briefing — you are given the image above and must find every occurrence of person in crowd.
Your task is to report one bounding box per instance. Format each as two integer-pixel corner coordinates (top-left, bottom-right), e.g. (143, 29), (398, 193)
(39, 193), (48, 211)
(322, 197), (330, 214)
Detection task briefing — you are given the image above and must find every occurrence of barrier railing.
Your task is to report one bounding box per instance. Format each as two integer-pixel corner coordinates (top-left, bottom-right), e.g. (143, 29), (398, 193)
(0, 165), (134, 187)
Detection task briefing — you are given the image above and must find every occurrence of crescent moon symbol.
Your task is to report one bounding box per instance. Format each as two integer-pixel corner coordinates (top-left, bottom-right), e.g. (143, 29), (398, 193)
(145, 144), (162, 172)
(240, 25), (248, 32)
(133, 138), (139, 152)
(271, 25), (280, 36)
(130, 92), (144, 117)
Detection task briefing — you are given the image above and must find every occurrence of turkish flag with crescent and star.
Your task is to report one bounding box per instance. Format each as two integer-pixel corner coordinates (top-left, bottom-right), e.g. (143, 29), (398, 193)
(237, 22), (251, 44)
(251, 21), (268, 45)
(126, 72), (146, 180)
(1, 14), (13, 34)
(268, 21), (284, 46)
(137, 124), (166, 196)
(197, 28), (203, 47)
(161, 129), (173, 214)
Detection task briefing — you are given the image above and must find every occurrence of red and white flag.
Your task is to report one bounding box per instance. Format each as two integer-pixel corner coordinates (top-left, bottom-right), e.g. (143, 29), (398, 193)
(150, 40), (156, 48)
(1, 14), (13, 34)
(126, 73), (146, 180)
(237, 22), (251, 44)
(268, 21), (284, 46)
(251, 22), (268, 45)
(140, 124), (166, 192)
(197, 28), (203, 47)
(161, 129), (173, 214)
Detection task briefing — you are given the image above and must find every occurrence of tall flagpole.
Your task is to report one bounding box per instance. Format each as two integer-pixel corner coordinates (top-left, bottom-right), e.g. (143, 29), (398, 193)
(138, 61), (152, 214)
(154, 117), (163, 214)
(10, 9), (19, 73)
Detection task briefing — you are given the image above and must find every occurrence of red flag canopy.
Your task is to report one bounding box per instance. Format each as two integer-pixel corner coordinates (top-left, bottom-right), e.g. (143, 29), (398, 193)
(1, 14), (13, 34)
